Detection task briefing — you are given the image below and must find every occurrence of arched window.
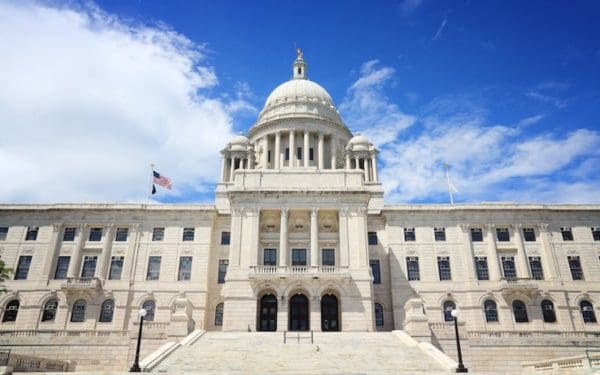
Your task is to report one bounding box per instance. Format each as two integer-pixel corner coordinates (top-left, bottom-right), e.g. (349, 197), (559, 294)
(215, 303), (224, 326)
(99, 300), (115, 322)
(443, 301), (456, 322)
(541, 300), (556, 323)
(374, 303), (384, 327)
(580, 301), (597, 323)
(41, 299), (58, 322)
(71, 299), (86, 322)
(484, 300), (498, 322)
(2, 300), (20, 322)
(142, 300), (155, 322)
(512, 300), (528, 323)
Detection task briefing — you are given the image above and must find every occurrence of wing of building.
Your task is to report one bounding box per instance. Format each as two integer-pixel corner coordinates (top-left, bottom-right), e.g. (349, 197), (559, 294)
(0, 51), (599, 373)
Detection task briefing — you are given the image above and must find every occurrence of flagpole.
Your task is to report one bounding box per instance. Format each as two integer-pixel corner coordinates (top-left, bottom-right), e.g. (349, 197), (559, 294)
(445, 163), (454, 205)
(146, 163), (155, 205)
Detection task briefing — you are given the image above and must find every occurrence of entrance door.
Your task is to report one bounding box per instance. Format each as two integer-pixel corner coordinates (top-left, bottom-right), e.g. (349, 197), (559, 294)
(321, 294), (339, 331)
(289, 294), (309, 331)
(259, 294), (278, 331)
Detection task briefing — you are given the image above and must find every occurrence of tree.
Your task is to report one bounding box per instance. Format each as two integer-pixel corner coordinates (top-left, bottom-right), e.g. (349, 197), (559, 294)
(0, 260), (12, 293)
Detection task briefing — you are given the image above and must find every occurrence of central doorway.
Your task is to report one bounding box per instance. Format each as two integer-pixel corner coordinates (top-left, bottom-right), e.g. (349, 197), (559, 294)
(321, 294), (339, 331)
(259, 294), (278, 331)
(289, 294), (309, 331)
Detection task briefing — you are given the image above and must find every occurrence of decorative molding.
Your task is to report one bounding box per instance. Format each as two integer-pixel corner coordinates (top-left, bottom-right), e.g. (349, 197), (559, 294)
(52, 223), (63, 232)
(459, 223), (470, 232)
(538, 223), (549, 232)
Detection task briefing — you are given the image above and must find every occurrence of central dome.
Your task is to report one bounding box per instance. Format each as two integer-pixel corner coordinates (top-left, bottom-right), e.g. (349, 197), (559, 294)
(264, 79), (335, 109)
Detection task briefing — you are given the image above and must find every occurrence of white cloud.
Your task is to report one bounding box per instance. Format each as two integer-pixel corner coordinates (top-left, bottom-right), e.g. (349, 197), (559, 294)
(516, 114), (544, 127)
(0, 1), (242, 203)
(340, 60), (415, 146)
(431, 18), (447, 41)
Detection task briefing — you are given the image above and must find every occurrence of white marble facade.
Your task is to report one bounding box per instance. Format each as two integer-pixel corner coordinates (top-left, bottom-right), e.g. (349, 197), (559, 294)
(0, 52), (599, 369)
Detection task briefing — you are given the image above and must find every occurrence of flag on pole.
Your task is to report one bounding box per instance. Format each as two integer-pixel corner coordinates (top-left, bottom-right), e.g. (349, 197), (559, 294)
(152, 170), (172, 194)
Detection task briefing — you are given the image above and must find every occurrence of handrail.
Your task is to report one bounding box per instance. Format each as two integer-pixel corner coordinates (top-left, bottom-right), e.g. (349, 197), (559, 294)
(585, 349), (600, 368)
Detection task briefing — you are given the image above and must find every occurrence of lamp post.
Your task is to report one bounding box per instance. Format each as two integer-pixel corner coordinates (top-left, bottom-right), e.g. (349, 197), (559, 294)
(451, 309), (468, 373)
(129, 308), (147, 372)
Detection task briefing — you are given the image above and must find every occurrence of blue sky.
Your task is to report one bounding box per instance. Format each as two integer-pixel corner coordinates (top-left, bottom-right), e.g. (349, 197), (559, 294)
(0, 0), (599, 204)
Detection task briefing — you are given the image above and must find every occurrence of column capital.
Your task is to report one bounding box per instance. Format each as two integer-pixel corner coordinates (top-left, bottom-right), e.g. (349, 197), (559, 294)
(339, 207), (350, 217)
(511, 223), (523, 230)
(52, 222), (63, 232)
(538, 223), (549, 232)
(459, 223), (471, 232)
(311, 207), (319, 216)
(485, 223), (496, 230)
(280, 208), (289, 217)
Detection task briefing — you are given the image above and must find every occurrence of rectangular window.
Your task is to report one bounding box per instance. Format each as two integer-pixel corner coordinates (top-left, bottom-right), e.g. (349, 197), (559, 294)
(501, 256), (516, 278)
(297, 147), (302, 160)
(263, 248), (277, 266)
(404, 228), (415, 241)
(115, 227), (128, 242)
(368, 231), (378, 245)
(152, 227), (164, 241)
(496, 228), (510, 242)
(267, 150), (271, 163)
(221, 231), (230, 245)
(285, 148), (290, 161)
(437, 256), (452, 281)
(370, 259), (381, 284)
(434, 228), (446, 241)
(54, 256), (70, 279)
(63, 227), (76, 241)
(81, 255), (98, 278)
(218, 259), (228, 284)
(88, 227), (102, 241)
(470, 228), (483, 242)
(561, 227), (574, 241)
(406, 257), (420, 281)
(25, 227), (38, 241)
(523, 227), (536, 242)
(475, 257), (489, 280)
(178, 256), (193, 281)
(528, 256), (544, 280)
(0, 227), (7, 241)
(292, 249), (307, 266)
(146, 256), (161, 280)
(568, 256), (584, 280)
(322, 248), (335, 266)
(14, 255), (32, 280)
(182, 227), (195, 241)
(592, 227), (600, 241)
(108, 256), (124, 280)
(309, 148), (314, 161)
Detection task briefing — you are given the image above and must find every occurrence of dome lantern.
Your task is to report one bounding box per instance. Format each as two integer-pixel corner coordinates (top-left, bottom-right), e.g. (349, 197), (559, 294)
(293, 48), (306, 79)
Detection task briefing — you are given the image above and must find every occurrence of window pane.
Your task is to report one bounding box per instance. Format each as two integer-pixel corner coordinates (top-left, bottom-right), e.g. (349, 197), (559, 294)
(368, 232), (378, 245)
(523, 228), (536, 242)
(309, 148), (314, 161)
(221, 232), (230, 245)
(142, 301), (155, 321)
(152, 228), (164, 241)
(41, 299), (58, 322)
(146, 256), (161, 280)
(561, 228), (573, 241)
(404, 228), (415, 241)
(25, 227), (38, 241)
(109, 256), (124, 280)
(374, 303), (384, 327)
(54, 256), (70, 279)
(443, 301), (456, 322)
(292, 249), (307, 266)
(484, 300), (498, 322)
(218, 260), (228, 284)
(81, 256), (98, 278)
(568, 256), (584, 280)
(99, 300), (114, 322)
(296, 147), (302, 160)
(434, 228), (446, 241)
(513, 300), (528, 323)
(470, 228), (483, 242)
(115, 228), (128, 242)
(63, 227), (76, 242)
(476, 257), (489, 280)
(406, 257), (420, 281)
(502, 256), (516, 278)
(2, 300), (19, 322)
(215, 303), (224, 326)
(496, 228), (510, 242)
(89, 228), (102, 241)
(0, 227), (8, 241)
(178, 256), (193, 281)
(581, 301), (597, 323)
(322, 249), (335, 266)
(370, 260), (381, 284)
(263, 249), (277, 266)
(15, 256), (32, 280)
(182, 228), (195, 241)
(437, 256), (452, 281)
(71, 300), (86, 322)
(541, 300), (556, 323)
(592, 227), (600, 241)
(529, 256), (544, 280)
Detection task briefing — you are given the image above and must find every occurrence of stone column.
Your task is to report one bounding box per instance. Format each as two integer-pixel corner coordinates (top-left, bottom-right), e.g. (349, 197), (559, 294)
(311, 296), (321, 332)
(539, 223), (559, 279)
(345, 154), (351, 169)
(123, 224), (140, 283)
(262, 136), (268, 169)
(249, 153), (255, 170)
(354, 157), (360, 170)
(229, 157), (235, 181)
(513, 224), (530, 278)
(331, 140), (337, 170)
(279, 208), (289, 266)
(485, 224), (502, 280)
(371, 153), (378, 181)
(364, 157), (370, 181)
(275, 131), (281, 169)
(460, 224), (477, 281)
(338, 208), (350, 267)
(42, 223), (63, 281)
(220, 157), (226, 181)
(67, 224), (86, 278)
(97, 224), (115, 280)
(310, 208), (319, 267)
(277, 296), (288, 332)
(318, 133), (324, 169)
(289, 129), (295, 167)
(303, 131), (310, 167)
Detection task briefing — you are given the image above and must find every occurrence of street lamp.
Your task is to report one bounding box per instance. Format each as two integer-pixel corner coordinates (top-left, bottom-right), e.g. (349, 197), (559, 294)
(129, 308), (147, 372)
(451, 309), (468, 373)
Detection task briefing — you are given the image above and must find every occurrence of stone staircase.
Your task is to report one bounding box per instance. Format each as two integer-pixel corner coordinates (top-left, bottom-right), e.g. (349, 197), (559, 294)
(150, 331), (455, 374)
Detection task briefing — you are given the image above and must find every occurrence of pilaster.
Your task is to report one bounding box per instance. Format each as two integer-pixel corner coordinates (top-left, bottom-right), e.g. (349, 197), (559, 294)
(512, 224), (530, 278)
(485, 224), (501, 280)
(310, 208), (319, 267)
(279, 208), (289, 266)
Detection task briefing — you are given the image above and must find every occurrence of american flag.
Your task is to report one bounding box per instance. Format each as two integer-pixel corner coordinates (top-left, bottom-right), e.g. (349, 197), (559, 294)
(153, 171), (172, 190)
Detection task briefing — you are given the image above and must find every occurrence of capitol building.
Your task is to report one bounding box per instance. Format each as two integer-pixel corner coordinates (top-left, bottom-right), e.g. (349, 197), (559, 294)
(0, 52), (599, 373)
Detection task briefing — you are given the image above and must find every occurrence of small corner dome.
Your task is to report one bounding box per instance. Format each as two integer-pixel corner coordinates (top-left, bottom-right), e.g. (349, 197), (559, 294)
(348, 133), (370, 146)
(230, 134), (251, 145)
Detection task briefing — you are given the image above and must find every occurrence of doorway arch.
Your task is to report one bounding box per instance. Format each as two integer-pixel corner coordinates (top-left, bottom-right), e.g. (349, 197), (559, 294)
(289, 294), (309, 331)
(258, 294), (278, 331)
(321, 294), (340, 331)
